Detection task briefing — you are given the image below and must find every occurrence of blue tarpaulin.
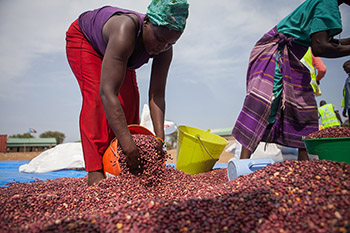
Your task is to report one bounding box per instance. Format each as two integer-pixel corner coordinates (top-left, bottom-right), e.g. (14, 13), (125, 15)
(0, 161), (87, 187)
(0, 161), (228, 187)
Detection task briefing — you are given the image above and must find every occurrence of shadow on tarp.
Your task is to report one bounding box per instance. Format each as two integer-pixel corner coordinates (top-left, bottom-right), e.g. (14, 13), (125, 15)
(0, 161), (228, 187)
(0, 161), (88, 187)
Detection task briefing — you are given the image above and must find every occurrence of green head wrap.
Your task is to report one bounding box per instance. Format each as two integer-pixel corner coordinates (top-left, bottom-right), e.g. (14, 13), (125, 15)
(147, 0), (189, 32)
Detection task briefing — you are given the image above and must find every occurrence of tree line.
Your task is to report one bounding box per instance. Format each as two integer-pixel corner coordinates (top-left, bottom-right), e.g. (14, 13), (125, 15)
(9, 131), (66, 144)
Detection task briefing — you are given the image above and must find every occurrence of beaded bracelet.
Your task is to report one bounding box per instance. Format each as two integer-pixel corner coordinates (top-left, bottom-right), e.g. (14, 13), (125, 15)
(155, 137), (165, 144)
(155, 137), (167, 153)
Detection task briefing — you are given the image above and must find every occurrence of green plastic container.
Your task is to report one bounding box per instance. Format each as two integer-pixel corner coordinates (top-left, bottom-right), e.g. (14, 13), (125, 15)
(303, 137), (350, 163)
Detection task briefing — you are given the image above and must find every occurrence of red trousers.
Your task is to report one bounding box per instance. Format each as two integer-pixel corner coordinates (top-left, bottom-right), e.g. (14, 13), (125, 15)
(66, 19), (140, 172)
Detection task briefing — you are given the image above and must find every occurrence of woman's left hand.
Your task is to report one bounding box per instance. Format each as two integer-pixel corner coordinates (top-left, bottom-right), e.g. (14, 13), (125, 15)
(155, 137), (167, 158)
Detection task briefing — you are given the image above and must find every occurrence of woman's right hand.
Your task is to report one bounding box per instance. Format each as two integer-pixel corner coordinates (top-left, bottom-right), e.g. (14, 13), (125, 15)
(125, 147), (142, 175)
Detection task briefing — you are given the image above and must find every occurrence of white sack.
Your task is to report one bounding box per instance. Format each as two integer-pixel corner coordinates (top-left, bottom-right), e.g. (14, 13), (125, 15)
(225, 142), (237, 154)
(140, 104), (154, 133)
(234, 142), (284, 162)
(140, 104), (178, 135)
(19, 143), (85, 173)
(164, 120), (177, 135)
(233, 142), (318, 161)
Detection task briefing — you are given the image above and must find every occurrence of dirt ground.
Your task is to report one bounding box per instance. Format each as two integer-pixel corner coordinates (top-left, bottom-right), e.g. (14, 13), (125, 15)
(0, 152), (41, 161)
(0, 149), (235, 163)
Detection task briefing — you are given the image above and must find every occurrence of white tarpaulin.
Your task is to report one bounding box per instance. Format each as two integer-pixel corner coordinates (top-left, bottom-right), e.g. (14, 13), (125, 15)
(19, 143), (85, 173)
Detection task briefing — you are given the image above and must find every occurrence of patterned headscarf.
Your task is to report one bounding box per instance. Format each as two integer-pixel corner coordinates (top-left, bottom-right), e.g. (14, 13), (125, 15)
(147, 0), (189, 32)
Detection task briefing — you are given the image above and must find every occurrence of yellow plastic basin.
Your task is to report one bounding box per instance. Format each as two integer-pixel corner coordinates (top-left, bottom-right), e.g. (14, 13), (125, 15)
(176, 126), (228, 174)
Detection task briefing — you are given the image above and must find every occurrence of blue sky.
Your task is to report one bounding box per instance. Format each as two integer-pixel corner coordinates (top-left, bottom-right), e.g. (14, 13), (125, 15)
(0, 0), (349, 142)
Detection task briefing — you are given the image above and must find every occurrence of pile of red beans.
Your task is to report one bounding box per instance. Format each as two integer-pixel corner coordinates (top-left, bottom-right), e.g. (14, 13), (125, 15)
(0, 135), (349, 232)
(117, 135), (170, 187)
(304, 126), (350, 139)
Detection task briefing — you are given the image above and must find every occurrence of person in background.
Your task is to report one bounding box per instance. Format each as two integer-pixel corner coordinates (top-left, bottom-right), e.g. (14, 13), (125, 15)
(301, 48), (327, 96)
(232, 0), (350, 161)
(341, 60), (350, 126)
(66, 0), (189, 186)
(318, 100), (343, 128)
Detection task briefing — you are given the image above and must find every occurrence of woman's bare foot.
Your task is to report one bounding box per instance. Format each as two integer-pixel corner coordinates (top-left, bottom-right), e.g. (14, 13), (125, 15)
(240, 146), (252, 159)
(298, 148), (309, 161)
(88, 170), (105, 186)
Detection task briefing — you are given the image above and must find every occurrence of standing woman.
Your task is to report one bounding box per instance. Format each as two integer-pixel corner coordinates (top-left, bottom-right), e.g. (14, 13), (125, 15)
(233, 0), (350, 160)
(342, 60), (350, 125)
(66, 0), (189, 186)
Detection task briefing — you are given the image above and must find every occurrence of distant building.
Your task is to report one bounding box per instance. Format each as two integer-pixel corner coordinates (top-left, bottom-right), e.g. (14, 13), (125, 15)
(210, 127), (235, 142)
(6, 138), (57, 152)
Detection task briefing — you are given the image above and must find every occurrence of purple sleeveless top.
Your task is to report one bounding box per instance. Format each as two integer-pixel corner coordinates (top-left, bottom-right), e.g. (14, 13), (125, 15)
(78, 6), (151, 69)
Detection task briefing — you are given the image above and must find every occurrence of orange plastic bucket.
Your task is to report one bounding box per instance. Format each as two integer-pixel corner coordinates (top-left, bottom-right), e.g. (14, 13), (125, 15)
(102, 125), (155, 178)
(128, 124), (155, 136)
